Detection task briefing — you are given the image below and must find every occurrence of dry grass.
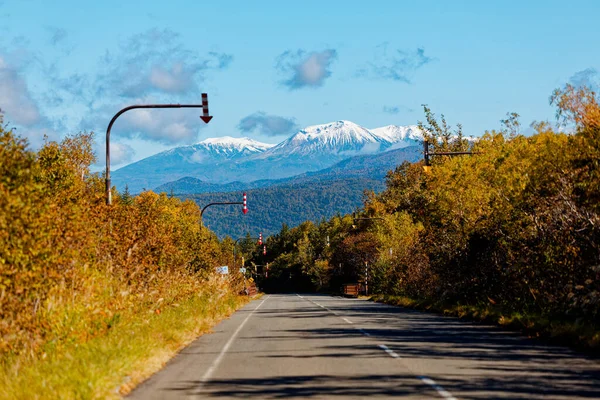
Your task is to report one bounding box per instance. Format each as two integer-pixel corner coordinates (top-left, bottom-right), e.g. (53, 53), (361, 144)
(0, 277), (251, 400)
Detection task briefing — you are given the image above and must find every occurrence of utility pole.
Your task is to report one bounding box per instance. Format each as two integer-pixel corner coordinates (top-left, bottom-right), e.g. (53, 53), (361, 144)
(364, 261), (369, 296)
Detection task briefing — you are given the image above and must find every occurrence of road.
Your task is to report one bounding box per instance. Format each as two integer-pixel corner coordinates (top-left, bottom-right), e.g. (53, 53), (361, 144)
(127, 294), (600, 399)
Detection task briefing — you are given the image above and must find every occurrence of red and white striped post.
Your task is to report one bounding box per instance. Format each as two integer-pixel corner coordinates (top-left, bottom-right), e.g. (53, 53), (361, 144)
(242, 192), (248, 214)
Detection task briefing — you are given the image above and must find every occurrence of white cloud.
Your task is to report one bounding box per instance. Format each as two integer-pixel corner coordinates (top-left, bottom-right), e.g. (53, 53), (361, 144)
(15, 126), (61, 149)
(338, 141), (383, 156)
(1, 28), (231, 150)
(276, 49), (337, 89)
(81, 99), (205, 146)
(570, 68), (599, 90)
(94, 140), (135, 167)
(46, 26), (68, 46)
(189, 151), (207, 163)
(149, 63), (195, 93)
(116, 105), (202, 145)
(357, 44), (434, 83)
(110, 142), (135, 165)
(360, 142), (383, 154)
(0, 55), (63, 149)
(95, 28), (232, 100)
(237, 112), (298, 136)
(0, 56), (41, 126)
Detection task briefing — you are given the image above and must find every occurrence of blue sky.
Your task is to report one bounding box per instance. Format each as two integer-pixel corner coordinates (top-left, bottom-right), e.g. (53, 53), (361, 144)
(0, 0), (599, 170)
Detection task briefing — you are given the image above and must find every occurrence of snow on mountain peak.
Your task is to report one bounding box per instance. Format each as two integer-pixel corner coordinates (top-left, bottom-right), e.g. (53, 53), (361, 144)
(197, 136), (275, 152)
(154, 136), (275, 166)
(266, 120), (387, 157)
(370, 125), (423, 142)
(299, 120), (375, 141)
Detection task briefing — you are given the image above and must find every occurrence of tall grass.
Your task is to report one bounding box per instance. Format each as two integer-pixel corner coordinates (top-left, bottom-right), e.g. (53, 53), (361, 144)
(0, 276), (250, 399)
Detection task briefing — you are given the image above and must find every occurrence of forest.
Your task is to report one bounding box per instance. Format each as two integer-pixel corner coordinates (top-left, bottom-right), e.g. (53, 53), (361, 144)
(247, 84), (600, 348)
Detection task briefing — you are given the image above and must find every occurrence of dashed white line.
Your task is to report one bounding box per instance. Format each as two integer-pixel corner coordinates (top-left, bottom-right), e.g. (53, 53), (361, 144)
(296, 294), (457, 400)
(418, 376), (458, 400)
(378, 344), (400, 358)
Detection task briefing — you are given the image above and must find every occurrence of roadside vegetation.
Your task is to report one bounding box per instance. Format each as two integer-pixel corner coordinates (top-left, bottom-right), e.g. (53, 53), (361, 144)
(0, 124), (250, 398)
(256, 84), (600, 351)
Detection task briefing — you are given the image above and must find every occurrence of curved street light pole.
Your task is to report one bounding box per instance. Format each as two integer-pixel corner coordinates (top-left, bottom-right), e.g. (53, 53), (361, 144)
(199, 192), (247, 226)
(200, 201), (244, 219)
(351, 212), (384, 227)
(105, 94), (212, 205)
(423, 139), (479, 168)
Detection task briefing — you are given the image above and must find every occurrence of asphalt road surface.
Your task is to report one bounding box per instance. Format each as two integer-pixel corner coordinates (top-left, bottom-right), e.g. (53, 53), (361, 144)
(127, 294), (600, 399)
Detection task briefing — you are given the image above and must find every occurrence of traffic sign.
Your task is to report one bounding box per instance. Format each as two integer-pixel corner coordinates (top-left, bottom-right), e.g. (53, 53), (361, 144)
(200, 93), (213, 123)
(216, 266), (229, 274)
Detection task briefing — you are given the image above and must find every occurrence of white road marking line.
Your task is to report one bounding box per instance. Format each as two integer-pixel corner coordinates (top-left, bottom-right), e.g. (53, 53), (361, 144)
(298, 294), (456, 400)
(378, 344), (400, 358)
(299, 296), (366, 332)
(418, 376), (458, 400)
(197, 296), (269, 387)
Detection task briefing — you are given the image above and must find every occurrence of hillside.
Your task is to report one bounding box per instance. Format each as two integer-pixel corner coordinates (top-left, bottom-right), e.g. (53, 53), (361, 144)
(184, 177), (385, 238)
(156, 145), (422, 195)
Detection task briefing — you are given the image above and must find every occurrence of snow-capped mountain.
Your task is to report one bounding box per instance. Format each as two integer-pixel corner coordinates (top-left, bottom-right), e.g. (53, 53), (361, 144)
(111, 120), (428, 193)
(262, 120), (388, 158)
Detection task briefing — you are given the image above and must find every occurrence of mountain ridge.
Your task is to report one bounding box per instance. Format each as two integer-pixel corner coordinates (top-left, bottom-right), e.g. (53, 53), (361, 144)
(155, 145), (422, 195)
(112, 120), (425, 193)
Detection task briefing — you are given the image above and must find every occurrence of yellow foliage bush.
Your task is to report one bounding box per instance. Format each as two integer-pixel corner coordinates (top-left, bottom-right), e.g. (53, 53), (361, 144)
(0, 124), (230, 359)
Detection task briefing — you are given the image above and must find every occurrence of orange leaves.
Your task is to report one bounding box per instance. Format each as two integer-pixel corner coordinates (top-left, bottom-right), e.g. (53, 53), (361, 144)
(551, 84), (600, 131)
(0, 128), (227, 358)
